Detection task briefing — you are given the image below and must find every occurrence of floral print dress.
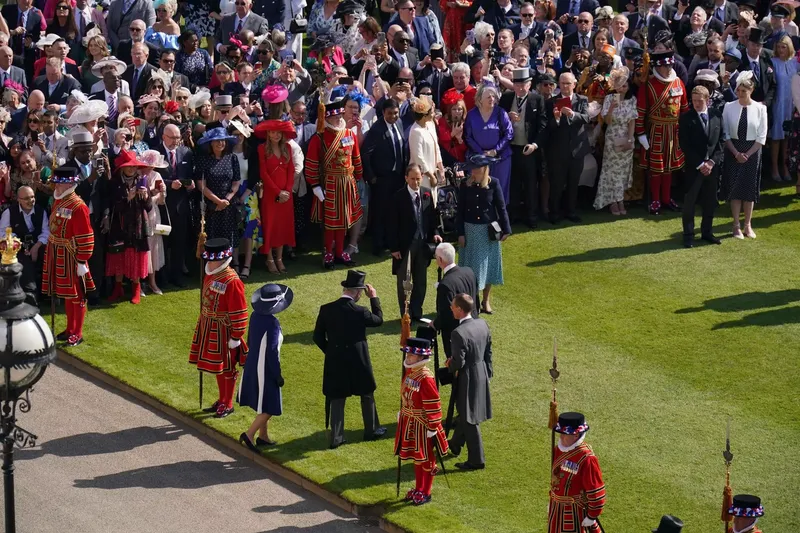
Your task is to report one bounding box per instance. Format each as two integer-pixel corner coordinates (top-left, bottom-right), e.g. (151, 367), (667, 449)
(594, 94), (638, 210)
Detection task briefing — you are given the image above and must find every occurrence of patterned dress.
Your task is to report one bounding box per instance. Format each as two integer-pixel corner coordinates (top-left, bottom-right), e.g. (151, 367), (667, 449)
(723, 105), (762, 202)
(197, 152), (242, 248)
(175, 49), (214, 88)
(184, 0), (219, 38)
(594, 95), (638, 209)
(441, 0), (471, 63)
(769, 57), (797, 140)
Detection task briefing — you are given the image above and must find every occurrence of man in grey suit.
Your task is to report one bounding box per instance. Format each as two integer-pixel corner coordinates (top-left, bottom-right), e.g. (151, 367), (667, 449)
(447, 294), (492, 471)
(216, 0), (269, 57)
(0, 46), (26, 102)
(106, 0), (156, 49)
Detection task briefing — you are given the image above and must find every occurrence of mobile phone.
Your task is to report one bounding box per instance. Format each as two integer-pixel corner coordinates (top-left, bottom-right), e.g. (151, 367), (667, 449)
(340, 76), (354, 85)
(254, 61), (263, 69)
(284, 57), (293, 67)
(376, 31), (386, 46)
(571, 45), (578, 52)
(137, 176), (147, 189)
(31, 131), (38, 142)
(431, 47), (444, 60)
(535, 57), (543, 66)
(97, 119), (106, 129)
(397, 77), (412, 85)
(132, 118), (142, 127)
(466, 29), (475, 43)
(720, 62), (726, 77)
(180, 178), (192, 186)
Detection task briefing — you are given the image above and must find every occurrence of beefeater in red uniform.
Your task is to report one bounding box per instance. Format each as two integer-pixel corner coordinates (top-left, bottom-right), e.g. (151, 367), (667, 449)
(189, 238), (249, 418)
(42, 166), (96, 347)
(549, 412), (605, 533)
(305, 96), (364, 270)
(395, 337), (449, 506)
(635, 50), (689, 215)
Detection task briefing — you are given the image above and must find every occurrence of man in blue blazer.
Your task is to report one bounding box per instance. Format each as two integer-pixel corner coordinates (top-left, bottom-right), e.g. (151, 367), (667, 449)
(466, 0), (521, 33)
(1, 0), (45, 77)
(391, 0), (437, 58)
(610, 14), (638, 59)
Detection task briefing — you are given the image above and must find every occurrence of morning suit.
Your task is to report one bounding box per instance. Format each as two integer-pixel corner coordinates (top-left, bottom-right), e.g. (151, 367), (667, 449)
(709, 0), (738, 25)
(122, 62), (155, 103)
(387, 185), (439, 318)
(540, 93), (590, 218)
(499, 89), (547, 224)
(33, 59), (80, 79)
(114, 39), (158, 67)
(34, 74), (81, 105)
(464, 1), (521, 33)
(417, 65), (453, 108)
(105, 0), (156, 48)
(361, 117), (409, 253)
(624, 12), (670, 41)
(216, 12), (269, 49)
(448, 316), (493, 466)
(679, 107), (724, 240)
(739, 51), (776, 107)
(314, 295), (384, 447)
(155, 143), (193, 284)
(432, 265), (479, 357)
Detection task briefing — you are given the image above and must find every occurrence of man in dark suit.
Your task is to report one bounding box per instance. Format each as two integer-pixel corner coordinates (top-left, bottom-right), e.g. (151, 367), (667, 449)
(556, 0), (600, 35)
(387, 163), (441, 319)
(625, 0), (672, 40)
(1, 0), (45, 75)
(0, 186), (48, 298)
(362, 99), (408, 255)
(432, 243), (479, 358)
(610, 14), (638, 59)
(314, 270), (386, 449)
(156, 124), (194, 288)
(391, 0), (438, 58)
(560, 12), (595, 63)
(389, 29), (420, 72)
(465, 0), (520, 33)
(0, 45), (27, 102)
(541, 72), (590, 223)
(253, 0), (285, 29)
(740, 28), (776, 106)
(416, 44), (452, 107)
(709, 0), (738, 25)
(499, 67), (547, 227)
(671, 5), (723, 58)
(216, 0), (269, 57)
(34, 58), (81, 105)
(689, 37), (725, 87)
(679, 85), (724, 248)
(447, 293), (492, 471)
(122, 42), (154, 103)
(114, 19), (150, 66)
(158, 50), (191, 93)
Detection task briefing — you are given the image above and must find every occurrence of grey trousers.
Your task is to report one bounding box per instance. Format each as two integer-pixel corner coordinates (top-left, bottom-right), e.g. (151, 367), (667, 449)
(450, 415), (485, 466)
(328, 395), (380, 446)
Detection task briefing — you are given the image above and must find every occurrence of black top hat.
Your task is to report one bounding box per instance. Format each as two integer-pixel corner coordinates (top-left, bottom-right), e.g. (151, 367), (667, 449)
(402, 337), (432, 357)
(729, 494), (764, 517)
(202, 238), (232, 261)
(415, 325), (436, 341)
(771, 4), (791, 18)
(51, 165), (81, 184)
(341, 269), (367, 289)
(652, 515), (684, 533)
(737, 0), (757, 10)
(748, 27), (766, 44)
(251, 283), (294, 315)
(554, 411), (589, 435)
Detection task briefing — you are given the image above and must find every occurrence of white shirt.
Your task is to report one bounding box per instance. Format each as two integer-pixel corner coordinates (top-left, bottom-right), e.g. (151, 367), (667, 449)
(234, 12), (250, 30)
(519, 23), (534, 39)
(458, 315), (473, 324)
(578, 31), (592, 49)
(407, 185), (421, 201)
(0, 207), (50, 245)
(442, 263), (457, 275)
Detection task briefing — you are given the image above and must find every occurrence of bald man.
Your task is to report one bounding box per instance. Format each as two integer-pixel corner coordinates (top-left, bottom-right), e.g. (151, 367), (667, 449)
(0, 185), (50, 297)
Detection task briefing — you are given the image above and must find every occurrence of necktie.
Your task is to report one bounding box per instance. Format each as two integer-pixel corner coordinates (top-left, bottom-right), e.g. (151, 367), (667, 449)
(414, 193), (424, 239)
(570, 0), (579, 15)
(17, 10), (23, 30)
(236, 18), (243, 33)
(0, 72), (6, 86)
(700, 112), (708, 132)
(580, 34), (587, 49)
(169, 150), (176, 173)
(398, 53), (406, 68)
(751, 61), (760, 78)
(391, 124), (400, 171)
(715, 6), (724, 21)
(107, 93), (117, 122)
(433, 70), (440, 104)
(132, 68), (140, 92)
(516, 94), (526, 113)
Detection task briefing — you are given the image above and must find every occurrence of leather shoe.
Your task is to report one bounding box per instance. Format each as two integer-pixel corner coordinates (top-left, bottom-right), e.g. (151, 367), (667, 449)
(566, 214), (582, 223)
(549, 214), (562, 225)
(329, 439), (347, 449)
(215, 406), (234, 418)
(256, 437), (277, 447)
(56, 330), (69, 341)
(664, 200), (681, 211)
(365, 427), (387, 441)
(454, 461), (485, 471)
(683, 238), (693, 249)
(202, 401), (221, 413)
(701, 234), (722, 245)
(239, 433), (258, 452)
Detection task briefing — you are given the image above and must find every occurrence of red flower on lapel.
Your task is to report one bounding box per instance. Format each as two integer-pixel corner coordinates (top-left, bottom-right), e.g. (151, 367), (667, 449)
(423, 192), (431, 199)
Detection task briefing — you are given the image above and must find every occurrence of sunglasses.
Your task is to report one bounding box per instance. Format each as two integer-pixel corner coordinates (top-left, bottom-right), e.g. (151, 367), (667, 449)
(521, 13), (534, 17)
(161, 58), (175, 64)
(400, 6), (416, 10)
(129, 27), (143, 31)
(258, 49), (271, 54)
(578, 18), (591, 23)
(56, 5), (69, 9)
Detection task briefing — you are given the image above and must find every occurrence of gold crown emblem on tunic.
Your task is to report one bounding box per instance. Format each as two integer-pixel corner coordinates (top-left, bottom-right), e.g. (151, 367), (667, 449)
(0, 227), (21, 265)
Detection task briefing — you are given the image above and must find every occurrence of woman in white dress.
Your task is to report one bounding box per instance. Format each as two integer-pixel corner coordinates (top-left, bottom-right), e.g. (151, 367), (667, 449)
(139, 150), (168, 295)
(409, 96), (444, 205)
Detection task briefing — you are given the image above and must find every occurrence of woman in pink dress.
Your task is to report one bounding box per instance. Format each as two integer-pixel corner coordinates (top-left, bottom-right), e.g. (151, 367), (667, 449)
(255, 120), (296, 275)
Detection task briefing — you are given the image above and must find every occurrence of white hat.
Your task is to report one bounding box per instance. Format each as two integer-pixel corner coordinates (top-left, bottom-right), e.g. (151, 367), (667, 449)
(694, 69), (720, 88)
(91, 56), (127, 78)
(67, 100), (109, 125)
(139, 150), (169, 168)
(82, 26), (102, 47)
(229, 119), (253, 138)
(36, 33), (61, 49)
(69, 89), (90, 105)
(150, 68), (171, 86)
(188, 89), (211, 110)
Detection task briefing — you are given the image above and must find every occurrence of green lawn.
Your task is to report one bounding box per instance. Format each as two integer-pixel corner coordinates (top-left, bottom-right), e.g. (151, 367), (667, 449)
(60, 186), (800, 532)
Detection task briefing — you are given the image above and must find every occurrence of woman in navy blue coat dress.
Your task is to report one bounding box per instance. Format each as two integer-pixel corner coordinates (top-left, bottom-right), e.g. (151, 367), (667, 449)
(237, 283), (293, 450)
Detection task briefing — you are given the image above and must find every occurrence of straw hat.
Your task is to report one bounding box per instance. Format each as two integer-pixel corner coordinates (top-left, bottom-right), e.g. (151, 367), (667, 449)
(229, 119), (253, 138)
(67, 100), (109, 125)
(138, 93), (162, 107)
(694, 68), (720, 88)
(91, 56), (127, 78)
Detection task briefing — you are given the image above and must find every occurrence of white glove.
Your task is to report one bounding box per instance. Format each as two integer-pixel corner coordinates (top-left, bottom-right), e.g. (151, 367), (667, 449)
(228, 339), (241, 349)
(581, 517), (597, 528)
(76, 262), (89, 277)
(313, 186), (325, 202)
(426, 429), (437, 438)
(637, 135), (650, 151)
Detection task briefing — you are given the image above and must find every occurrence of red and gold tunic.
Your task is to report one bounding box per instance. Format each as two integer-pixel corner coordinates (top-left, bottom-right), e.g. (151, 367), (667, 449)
(305, 127), (363, 230)
(548, 441), (606, 533)
(189, 266), (249, 374)
(635, 74), (689, 173)
(727, 526), (762, 533)
(42, 192), (95, 299)
(394, 363), (449, 463)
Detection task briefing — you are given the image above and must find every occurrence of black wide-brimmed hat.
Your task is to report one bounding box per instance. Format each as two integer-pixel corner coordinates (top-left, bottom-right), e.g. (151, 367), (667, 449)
(251, 283), (294, 315)
(341, 269), (367, 289)
(402, 337), (432, 357)
(737, 0), (757, 10)
(202, 238), (232, 261)
(652, 515), (684, 533)
(748, 27), (766, 44)
(729, 494), (764, 517)
(554, 411), (589, 435)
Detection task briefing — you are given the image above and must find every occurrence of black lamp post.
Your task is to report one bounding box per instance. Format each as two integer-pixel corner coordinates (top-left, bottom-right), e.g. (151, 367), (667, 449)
(0, 228), (56, 533)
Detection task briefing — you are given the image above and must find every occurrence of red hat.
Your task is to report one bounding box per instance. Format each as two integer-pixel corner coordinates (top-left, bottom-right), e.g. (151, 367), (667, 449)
(164, 100), (180, 114)
(114, 149), (147, 171)
(441, 89), (464, 110)
(254, 119), (297, 140)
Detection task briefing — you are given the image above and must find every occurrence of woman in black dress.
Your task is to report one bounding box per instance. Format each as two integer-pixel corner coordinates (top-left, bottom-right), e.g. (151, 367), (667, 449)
(196, 127), (243, 255)
(721, 72), (768, 239)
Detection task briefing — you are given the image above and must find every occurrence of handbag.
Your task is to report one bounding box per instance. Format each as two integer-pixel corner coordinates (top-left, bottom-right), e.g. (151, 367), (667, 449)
(154, 198), (172, 236)
(487, 220), (502, 241)
(289, 4), (307, 34)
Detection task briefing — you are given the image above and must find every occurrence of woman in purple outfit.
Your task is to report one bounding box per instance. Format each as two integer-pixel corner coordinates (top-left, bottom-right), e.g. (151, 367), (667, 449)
(464, 80), (514, 202)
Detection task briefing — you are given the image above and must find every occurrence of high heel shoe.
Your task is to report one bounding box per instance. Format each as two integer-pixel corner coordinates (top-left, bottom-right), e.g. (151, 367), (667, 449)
(239, 433), (258, 452)
(275, 259), (287, 273)
(744, 225), (757, 239)
(266, 258), (279, 274)
(256, 437), (277, 447)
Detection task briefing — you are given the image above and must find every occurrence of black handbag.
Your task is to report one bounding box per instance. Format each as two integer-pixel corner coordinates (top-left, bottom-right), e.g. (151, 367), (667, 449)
(487, 220), (502, 241)
(289, 4), (307, 34)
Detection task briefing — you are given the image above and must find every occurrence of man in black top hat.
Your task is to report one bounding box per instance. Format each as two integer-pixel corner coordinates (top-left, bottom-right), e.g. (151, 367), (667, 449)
(740, 28), (776, 106)
(313, 270), (387, 449)
(652, 515), (683, 533)
(727, 494), (764, 533)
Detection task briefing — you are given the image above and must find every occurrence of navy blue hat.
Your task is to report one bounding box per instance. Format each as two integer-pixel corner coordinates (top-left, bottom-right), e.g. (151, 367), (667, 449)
(464, 153), (500, 170)
(729, 494), (764, 517)
(251, 283), (294, 315)
(198, 126), (238, 145)
(554, 412), (589, 435)
(771, 4), (791, 17)
(311, 33), (336, 51)
(402, 337), (432, 357)
(724, 47), (742, 60)
(202, 238), (232, 260)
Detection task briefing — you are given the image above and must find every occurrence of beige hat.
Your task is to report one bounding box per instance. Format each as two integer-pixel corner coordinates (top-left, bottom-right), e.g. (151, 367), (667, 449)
(139, 150), (169, 169)
(36, 33), (62, 49)
(229, 119), (253, 138)
(91, 56), (127, 78)
(67, 100), (109, 125)
(694, 68), (720, 89)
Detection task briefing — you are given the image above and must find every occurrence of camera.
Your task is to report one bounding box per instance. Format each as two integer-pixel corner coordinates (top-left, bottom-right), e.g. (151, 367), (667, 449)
(93, 155), (105, 176)
(22, 234), (34, 253)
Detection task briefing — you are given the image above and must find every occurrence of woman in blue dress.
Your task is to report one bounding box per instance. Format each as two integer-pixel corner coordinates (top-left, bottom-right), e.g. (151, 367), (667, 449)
(237, 283), (294, 450)
(464, 80), (514, 203)
(768, 35), (797, 182)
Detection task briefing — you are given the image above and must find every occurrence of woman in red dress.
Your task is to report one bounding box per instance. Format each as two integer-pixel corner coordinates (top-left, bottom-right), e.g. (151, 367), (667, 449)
(438, 92), (468, 166)
(441, 0), (472, 63)
(255, 120), (296, 275)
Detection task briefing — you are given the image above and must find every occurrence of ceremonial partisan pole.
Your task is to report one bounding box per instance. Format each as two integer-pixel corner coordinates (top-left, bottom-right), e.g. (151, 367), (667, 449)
(397, 253), (413, 497)
(196, 182), (207, 409)
(548, 338), (560, 466)
(722, 418), (734, 532)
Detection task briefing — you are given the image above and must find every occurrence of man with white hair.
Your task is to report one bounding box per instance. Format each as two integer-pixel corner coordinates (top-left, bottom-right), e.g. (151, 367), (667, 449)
(442, 62), (476, 110)
(106, 0), (155, 49)
(610, 14), (637, 59)
(305, 97), (364, 269)
(432, 242), (479, 358)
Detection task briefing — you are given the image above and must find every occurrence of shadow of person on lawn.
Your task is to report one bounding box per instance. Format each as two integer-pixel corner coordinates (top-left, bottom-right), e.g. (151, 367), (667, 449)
(17, 424), (185, 461)
(255, 518), (380, 533)
(675, 289), (800, 314)
(527, 238), (676, 267)
(73, 459), (264, 489)
(712, 306), (800, 330)
(263, 424), (398, 463)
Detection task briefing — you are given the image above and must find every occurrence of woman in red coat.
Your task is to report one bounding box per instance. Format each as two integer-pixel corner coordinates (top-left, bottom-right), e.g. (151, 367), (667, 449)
(255, 120), (296, 274)
(438, 92), (469, 166)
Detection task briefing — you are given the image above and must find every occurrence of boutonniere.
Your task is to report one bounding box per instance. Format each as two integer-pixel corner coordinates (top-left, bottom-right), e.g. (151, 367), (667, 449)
(766, 67), (774, 75)
(423, 192), (431, 199)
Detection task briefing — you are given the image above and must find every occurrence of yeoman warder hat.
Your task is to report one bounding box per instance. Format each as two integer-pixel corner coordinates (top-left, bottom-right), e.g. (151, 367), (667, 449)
(554, 412), (589, 435)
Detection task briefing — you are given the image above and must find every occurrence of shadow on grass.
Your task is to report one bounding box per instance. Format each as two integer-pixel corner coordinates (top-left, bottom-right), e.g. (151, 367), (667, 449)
(675, 289), (800, 314)
(267, 424), (398, 463)
(528, 238), (676, 267)
(73, 459), (264, 489)
(17, 424), (185, 461)
(712, 305), (800, 329)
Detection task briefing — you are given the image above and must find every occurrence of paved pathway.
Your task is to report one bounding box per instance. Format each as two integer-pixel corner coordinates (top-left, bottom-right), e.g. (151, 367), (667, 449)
(10, 364), (382, 533)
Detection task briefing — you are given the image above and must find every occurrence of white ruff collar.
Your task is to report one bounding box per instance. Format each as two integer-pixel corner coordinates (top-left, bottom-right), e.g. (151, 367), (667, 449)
(205, 257), (232, 275)
(54, 185), (77, 200)
(403, 358), (428, 369)
(654, 69), (677, 83)
(557, 432), (586, 452)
